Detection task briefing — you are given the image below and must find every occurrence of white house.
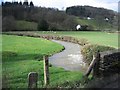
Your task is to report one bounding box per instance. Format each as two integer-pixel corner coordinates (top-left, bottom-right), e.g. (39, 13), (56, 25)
(76, 25), (81, 30)
(105, 18), (109, 21)
(87, 17), (91, 20)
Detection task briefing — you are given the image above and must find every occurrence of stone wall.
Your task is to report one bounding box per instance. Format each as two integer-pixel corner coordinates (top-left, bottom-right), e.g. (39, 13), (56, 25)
(99, 49), (120, 77)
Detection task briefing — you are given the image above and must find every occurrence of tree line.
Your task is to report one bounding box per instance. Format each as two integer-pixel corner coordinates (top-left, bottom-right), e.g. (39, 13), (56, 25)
(66, 5), (117, 21)
(2, 1), (118, 31)
(2, 1), (34, 20)
(2, 1), (77, 31)
(2, 1), (34, 7)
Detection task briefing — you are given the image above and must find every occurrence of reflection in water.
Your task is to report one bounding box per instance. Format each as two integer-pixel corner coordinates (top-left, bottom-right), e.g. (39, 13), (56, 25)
(49, 40), (88, 73)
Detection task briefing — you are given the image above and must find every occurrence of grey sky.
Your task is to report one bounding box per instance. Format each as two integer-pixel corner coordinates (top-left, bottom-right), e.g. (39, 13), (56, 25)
(1, 0), (119, 11)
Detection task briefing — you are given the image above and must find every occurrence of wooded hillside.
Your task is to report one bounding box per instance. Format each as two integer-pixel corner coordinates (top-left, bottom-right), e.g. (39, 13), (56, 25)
(2, 1), (118, 31)
(66, 5), (117, 20)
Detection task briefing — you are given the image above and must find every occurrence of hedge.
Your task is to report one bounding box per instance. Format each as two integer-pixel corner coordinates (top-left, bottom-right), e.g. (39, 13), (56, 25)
(81, 44), (115, 65)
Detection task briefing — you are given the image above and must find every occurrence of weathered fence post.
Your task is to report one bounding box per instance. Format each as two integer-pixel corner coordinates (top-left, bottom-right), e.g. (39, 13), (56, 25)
(85, 51), (100, 78)
(28, 72), (38, 89)
(85, 55), (96, 77)
(43, 55), (49, 86)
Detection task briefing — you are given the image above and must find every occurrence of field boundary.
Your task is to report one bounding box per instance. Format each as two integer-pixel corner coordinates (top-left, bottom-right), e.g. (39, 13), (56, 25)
(3, 32), (89, 46)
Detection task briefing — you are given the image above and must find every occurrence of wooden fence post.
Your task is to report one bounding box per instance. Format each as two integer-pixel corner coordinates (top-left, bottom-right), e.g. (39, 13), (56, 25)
(85, 51), (101, 78)
(43, 55), (49, 86)
(85, 55), (96, 77)
(28, 72), (38, 89)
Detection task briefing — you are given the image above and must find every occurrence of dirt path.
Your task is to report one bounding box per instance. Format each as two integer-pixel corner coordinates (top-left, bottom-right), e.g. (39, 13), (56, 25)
(49, 40), (88, 73)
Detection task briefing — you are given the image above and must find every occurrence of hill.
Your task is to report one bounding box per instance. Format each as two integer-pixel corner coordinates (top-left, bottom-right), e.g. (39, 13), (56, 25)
(2, 1), (118, 31)
(66, 5), (118, 31)
(76, 17), (117, 31)
(14, 18), (117, 31)
(66, 5), (117, 20)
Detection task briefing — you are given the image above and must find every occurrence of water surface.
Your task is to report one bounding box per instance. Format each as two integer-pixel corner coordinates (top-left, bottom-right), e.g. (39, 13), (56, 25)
(49, 40), (87, 73)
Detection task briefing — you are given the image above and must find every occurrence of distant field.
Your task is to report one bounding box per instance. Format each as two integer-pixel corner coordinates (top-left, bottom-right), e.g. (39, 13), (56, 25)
(2, 35), (83, 88)
(76, 17), (117, 31)
(15, 18), (117, 32)
(16, 20), (38, 31)
(37, 31), (119, 48)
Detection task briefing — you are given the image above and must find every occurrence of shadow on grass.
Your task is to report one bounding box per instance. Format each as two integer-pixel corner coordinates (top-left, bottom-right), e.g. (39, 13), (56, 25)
(2, 51), (44, 63)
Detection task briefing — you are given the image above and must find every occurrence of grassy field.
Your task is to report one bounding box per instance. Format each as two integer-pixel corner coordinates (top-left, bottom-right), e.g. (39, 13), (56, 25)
(15, 17), (117, 31)
(76, 17), (117, 31)
(16, 20), (38, 31)
(2, 31), (118, 88)
(2, 35), (83, 88)
(36, 31), (119, 49)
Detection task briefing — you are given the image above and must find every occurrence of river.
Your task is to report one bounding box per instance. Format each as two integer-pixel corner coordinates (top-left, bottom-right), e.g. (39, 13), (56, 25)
(49, 40), (87, 73)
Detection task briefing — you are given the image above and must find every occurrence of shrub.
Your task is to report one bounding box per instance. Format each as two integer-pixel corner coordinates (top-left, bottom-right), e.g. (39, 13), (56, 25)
(77, 38), (89, 46)
(37, 19), (49, 31)
(48, 23), (59, 31)
(2, 16), (16, 31)
(81, 44), (115, 64)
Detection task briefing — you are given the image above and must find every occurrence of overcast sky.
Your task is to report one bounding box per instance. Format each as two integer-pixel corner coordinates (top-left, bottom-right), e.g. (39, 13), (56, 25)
(1, 0), (119, 11)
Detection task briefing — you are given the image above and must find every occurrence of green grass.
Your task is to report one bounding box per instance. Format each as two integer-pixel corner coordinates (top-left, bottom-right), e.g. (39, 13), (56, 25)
(2, 35), (83, 88)
(2, 35), (62, 55)
(15, 18), (116, 31)
(15, 16), (117, 31)
(36, 31), (119, 49)
(16, 20), (38, 31)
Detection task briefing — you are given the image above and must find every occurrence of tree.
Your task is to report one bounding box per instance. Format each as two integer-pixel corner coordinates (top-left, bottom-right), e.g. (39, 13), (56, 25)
(19, 1), (22, 5)
(2, 16), (16, 31)
(2, 2), (4, 6)
(37, 19), (49, 31)
(30, 1), (34, 7)
(62, 16), (77, 30)
(23, 1), (28, 7)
